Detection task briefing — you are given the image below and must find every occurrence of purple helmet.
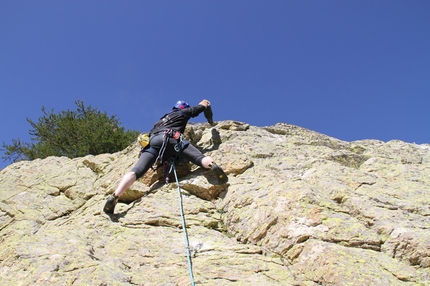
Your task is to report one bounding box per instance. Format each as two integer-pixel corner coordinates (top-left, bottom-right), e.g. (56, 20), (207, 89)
(174, 100), (190, 110)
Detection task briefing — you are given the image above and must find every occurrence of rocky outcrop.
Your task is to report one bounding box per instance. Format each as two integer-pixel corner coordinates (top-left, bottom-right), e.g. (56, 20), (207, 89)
(0, 121), (429, 285)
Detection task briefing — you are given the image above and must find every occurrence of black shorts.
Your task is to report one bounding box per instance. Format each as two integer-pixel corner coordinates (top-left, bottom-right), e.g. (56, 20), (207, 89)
(131, 134), (205, 179)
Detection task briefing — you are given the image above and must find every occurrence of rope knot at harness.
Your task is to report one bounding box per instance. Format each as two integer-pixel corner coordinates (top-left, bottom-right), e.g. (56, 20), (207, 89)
(174, 133), (184, 153)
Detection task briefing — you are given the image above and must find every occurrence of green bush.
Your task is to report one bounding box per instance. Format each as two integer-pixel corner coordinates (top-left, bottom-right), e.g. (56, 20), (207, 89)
(2, 100), (139, 163)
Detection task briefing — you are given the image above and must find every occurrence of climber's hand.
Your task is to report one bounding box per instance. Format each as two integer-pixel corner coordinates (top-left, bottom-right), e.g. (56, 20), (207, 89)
(199, 99), (210, 108)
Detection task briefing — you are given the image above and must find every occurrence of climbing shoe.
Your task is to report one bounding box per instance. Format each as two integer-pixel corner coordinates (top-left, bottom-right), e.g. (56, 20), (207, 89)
(103, 194), (119, 214)
(211, 162), (228, 184)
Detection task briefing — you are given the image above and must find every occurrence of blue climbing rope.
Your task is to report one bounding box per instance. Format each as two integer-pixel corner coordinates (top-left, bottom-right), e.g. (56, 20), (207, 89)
(169, 158), (195, 286)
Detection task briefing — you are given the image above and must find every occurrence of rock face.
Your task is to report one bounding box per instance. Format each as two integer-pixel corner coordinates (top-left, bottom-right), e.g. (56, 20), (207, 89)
(1, 121), (429, 285)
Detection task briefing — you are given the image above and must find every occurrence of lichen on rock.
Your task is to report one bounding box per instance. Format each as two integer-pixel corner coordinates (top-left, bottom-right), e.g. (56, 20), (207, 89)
(1, 121), (429, 285)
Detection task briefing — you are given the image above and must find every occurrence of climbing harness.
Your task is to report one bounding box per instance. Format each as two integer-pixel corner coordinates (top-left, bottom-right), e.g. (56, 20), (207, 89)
(152, 129), (184, 175)
(152, 130), (169, 169)
(168, 157), (195, 286)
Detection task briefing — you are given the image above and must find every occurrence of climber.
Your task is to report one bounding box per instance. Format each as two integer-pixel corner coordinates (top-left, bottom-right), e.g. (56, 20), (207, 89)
(103, 99), (228, 214)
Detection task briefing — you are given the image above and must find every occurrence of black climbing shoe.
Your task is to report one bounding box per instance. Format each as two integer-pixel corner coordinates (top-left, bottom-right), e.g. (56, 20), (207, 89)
(211, 162), (228, 184)
(103, 194), (119, 214)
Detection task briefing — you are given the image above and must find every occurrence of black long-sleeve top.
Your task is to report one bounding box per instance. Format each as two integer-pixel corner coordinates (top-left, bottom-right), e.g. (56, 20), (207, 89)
(149, 104), (206, 135)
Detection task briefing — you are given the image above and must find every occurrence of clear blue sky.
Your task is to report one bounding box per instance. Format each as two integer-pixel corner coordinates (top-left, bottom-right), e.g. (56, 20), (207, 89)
(1, 1), (429, 169)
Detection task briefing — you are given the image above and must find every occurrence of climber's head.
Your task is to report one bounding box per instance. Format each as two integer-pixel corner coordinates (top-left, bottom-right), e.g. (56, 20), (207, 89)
(174, 100), (190, 110)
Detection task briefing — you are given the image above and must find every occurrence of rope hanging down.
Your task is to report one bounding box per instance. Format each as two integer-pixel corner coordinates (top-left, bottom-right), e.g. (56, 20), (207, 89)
(169, 158), (195, 286)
